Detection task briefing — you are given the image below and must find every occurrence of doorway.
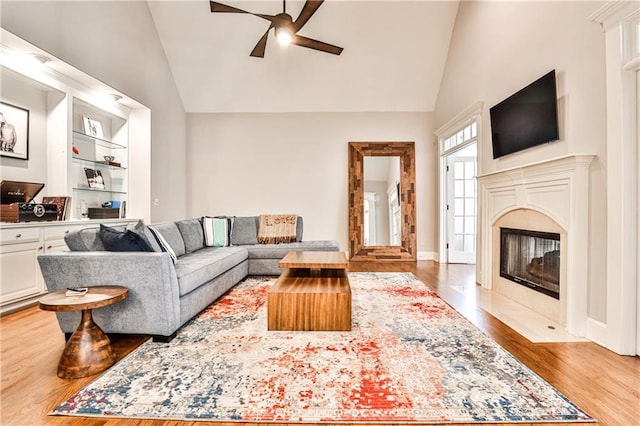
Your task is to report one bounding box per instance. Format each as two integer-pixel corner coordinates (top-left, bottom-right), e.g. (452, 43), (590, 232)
(445, 143), (477, 263)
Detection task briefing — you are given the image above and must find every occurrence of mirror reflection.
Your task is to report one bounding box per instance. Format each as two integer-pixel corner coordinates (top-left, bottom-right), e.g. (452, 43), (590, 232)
(363, 156), (402, 246)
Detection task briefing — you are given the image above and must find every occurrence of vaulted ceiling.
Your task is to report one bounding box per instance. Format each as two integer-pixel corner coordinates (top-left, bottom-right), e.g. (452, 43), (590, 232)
(148, 0), (459, 113)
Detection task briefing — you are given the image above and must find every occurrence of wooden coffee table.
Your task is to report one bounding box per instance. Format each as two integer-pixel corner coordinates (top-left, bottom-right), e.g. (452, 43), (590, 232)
(39, 286), (128, 379)
(268, 251), (351, 331)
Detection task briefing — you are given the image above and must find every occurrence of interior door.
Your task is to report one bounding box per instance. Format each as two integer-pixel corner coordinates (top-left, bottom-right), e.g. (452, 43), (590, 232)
(446, 155), (477, 263)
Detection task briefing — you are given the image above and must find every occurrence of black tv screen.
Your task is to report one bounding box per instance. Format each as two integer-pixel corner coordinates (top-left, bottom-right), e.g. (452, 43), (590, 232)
(490, 70), (559, 159)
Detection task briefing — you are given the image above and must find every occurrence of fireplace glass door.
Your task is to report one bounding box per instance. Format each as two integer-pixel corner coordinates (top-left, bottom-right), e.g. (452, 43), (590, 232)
(500, 228), (560, 299)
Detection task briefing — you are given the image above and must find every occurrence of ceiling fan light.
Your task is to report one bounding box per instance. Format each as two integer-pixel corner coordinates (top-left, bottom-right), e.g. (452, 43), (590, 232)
(275, 26), (293, 46)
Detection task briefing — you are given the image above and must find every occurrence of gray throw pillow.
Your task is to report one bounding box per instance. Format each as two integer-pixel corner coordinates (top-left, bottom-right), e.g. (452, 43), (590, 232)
(176, 218), (205, 253)
(147, 221), (186, 257)
(231, 216), (258, 245)
(127, 220), (162, 252)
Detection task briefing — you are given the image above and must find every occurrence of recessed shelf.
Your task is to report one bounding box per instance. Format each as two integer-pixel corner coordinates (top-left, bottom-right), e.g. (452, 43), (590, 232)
(72, 187), (127, 195)
(72, 156), (127, 170)
(72, 130), (126, 149)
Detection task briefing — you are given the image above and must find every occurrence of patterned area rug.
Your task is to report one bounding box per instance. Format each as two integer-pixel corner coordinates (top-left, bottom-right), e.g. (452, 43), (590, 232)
(51, 273), (593, 423)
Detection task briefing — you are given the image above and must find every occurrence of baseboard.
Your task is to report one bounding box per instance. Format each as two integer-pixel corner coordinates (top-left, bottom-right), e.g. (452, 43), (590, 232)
(586, 317), (608, 347)
(417, 251), (437, 261)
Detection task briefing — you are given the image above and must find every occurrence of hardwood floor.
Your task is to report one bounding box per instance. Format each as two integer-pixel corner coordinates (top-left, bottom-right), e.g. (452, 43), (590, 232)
(1, 261), (638, 425)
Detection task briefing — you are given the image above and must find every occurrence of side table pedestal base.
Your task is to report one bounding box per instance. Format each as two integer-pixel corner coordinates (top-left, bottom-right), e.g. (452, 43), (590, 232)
(57, 309), (116, 379)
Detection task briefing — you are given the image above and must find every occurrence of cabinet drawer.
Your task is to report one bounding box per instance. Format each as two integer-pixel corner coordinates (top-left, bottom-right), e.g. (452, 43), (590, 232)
(0, 228), (41, 245)
(43, 224), (91, 241)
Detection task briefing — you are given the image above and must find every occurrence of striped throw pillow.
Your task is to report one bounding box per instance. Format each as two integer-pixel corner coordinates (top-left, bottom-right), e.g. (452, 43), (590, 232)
(203, 216), (233, 247)
(148, 226), (178, 263)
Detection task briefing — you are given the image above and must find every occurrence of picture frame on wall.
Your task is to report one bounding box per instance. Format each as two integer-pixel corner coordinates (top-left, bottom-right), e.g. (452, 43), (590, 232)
(0, 101), (29, 160)
(82, 115), (104, 139)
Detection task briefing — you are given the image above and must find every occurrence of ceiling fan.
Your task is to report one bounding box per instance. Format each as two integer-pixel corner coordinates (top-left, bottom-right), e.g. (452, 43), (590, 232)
(209, 0), (343, 58)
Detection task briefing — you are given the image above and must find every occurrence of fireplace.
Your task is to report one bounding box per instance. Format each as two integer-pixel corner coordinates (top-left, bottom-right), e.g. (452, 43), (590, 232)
(500, 228), (560, 299)
(478, 155), (594, 335)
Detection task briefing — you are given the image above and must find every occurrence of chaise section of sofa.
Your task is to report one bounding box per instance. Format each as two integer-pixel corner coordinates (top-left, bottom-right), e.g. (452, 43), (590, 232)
(229, 216), (340, 274)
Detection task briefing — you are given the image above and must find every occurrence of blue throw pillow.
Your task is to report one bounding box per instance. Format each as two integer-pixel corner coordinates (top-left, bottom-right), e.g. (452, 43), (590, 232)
(100, 224), (154, 252)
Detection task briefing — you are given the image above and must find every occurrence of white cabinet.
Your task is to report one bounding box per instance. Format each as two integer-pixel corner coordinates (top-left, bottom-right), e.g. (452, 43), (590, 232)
(0, 227), (44, 308)
(0, 220), (136, 315)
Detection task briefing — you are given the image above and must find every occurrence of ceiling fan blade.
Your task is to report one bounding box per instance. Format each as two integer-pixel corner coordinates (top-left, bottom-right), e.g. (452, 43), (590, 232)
(210, 1), (275, 22)
(209, 1), (250, 14)
(250, 27), (272, 58)
(293, 0), (324, 32)
(291, 34), (343, 55)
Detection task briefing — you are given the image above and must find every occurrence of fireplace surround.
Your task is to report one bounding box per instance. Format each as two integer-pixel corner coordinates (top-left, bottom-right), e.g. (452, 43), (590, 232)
(478, 155), (594, 336)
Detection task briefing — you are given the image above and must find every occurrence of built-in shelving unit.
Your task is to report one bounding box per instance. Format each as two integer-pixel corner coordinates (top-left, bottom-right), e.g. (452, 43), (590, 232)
(0, 29), (151, 313)
(0, 28), (150, 221)
(69, 99), (129, 217)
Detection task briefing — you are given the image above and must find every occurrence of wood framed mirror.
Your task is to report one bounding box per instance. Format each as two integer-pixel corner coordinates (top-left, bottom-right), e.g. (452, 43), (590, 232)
(348, 142), (416, 261)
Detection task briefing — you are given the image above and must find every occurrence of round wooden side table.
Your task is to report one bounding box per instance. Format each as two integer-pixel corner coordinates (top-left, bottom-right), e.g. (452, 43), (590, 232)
(39, 285), (128, 379)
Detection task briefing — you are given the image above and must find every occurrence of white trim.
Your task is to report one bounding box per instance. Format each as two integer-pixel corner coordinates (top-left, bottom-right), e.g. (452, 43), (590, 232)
(417, 251), (438, 261)
(589, 1), (639, 31)
(592, 0), (639, 355)
(435, 101), (484, 137)
(586, 318), (609, 348)
(437, 104), (483, 266)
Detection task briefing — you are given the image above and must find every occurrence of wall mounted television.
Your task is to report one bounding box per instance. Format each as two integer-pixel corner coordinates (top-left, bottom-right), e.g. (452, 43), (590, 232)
(489, 70), (559, 159)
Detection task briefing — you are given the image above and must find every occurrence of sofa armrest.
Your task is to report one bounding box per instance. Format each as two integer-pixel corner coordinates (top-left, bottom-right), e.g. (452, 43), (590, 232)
(38, 251), (181, 337)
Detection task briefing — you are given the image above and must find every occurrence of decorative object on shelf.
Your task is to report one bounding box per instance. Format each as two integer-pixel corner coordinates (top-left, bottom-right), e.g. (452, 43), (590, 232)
(82, 115), (104, 139)
(98, 155), (121, 167)
(42, 196), (72, 221)
(88, 207), (119, 219)
(72, 145), (80, 156)
(80, 200), (88, 218)
(84, 167), (105, 190)
(0, 101), (29, 160)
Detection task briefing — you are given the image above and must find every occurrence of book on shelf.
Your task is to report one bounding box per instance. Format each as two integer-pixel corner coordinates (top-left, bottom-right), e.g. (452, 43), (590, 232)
(42, 196), (71, 221)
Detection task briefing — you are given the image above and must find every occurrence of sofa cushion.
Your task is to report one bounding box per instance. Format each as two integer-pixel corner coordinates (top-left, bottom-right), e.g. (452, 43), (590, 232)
(203, 216), (233, 247)
(100, 224), (154, 252)
(231, 216), (258, 245)
(176, 218), (205, 253)
(295, 216), (303, 242)
(127, 220), (162, 252)
(148, 222), (186, 257)
(64, 225), (129, 251)
(174, 246), (248, 296)
(245, 240), (339, 259)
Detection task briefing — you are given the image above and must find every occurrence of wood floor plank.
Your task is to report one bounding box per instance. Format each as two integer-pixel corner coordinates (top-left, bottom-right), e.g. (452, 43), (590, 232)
(1, 260), (638, 425)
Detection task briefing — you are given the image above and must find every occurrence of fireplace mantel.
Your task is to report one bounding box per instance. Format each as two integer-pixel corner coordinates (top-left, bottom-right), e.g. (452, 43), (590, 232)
(477, 154), (595, 336)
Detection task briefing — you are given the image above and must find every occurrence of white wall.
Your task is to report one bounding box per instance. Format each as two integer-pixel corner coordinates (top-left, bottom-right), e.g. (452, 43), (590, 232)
(1, 1), (187, 221)
(0, 70), (49, 191)
(186, 112), (438, 254)
(435, 1), (607, 321)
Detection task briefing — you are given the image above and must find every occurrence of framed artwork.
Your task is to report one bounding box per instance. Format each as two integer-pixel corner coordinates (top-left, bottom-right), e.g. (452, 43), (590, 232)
(84, 167), (105, 190)
(82, 115), (104, 139)
(42, 196), (71, 221)
(0, 101), (29, 160)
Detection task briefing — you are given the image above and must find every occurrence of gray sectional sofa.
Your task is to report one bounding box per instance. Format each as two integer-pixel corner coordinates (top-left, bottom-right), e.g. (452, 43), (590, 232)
(37, 216), (339, 342)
